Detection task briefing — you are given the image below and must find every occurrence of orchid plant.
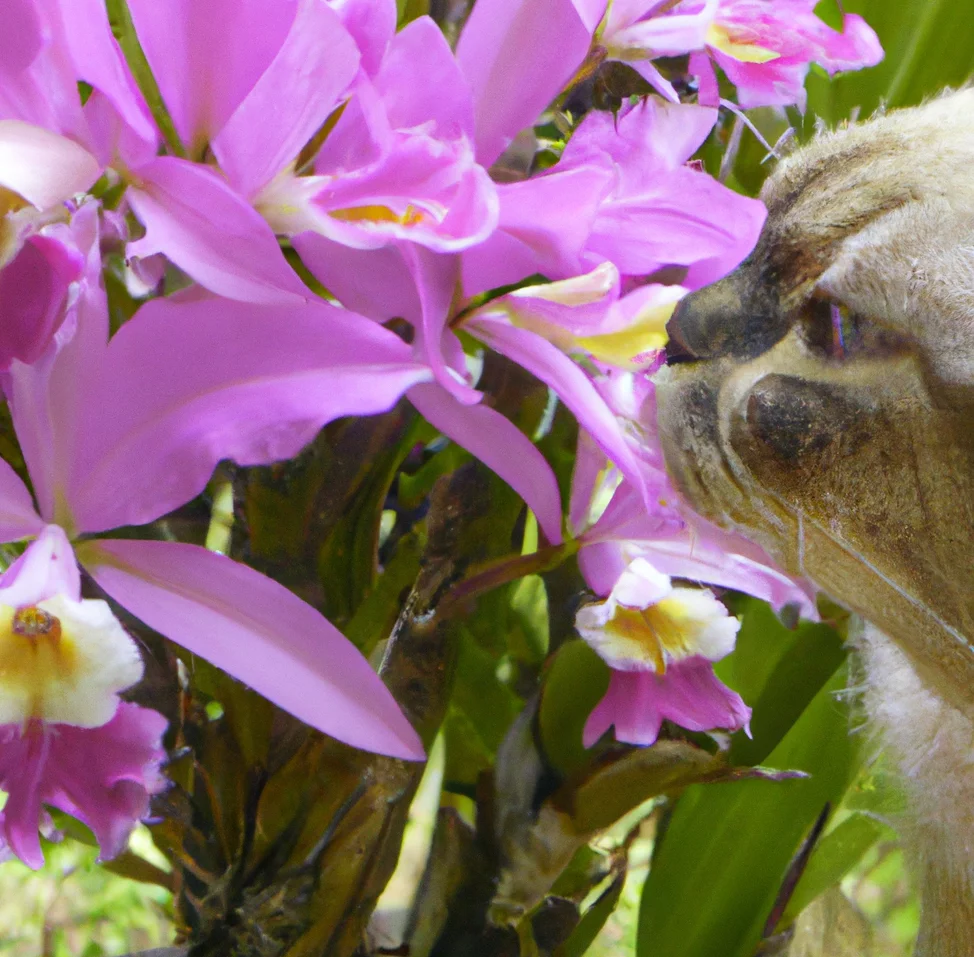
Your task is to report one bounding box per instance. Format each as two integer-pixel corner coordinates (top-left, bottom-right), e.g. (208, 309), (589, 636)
(0, 0), (890, 953)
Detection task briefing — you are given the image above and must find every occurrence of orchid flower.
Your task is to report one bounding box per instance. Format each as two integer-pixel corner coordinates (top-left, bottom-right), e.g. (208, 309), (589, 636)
(3, 0), (496, 306)
(571, 429), (817, 616)
(595, 0), (883, 109)
(0, 121), (101, 368)
(0, 526), (167, 868)
(576, 557), (750, 746)
(462, 98), (767, 295)
(0, 204), (445, 761)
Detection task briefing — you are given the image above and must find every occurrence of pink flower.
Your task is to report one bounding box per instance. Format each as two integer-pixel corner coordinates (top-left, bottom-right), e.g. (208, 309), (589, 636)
(270, 14), (497, 255)
(584, 657), (751, 746)
(0, 205), (431, 761)
(462, 98), (767, 294)
(0, 522), (166, 868)
(596, 0), (883, 110)
(575, 557), (749, 747)
(705, 0), (883, 109)
(0, 705), (167, 869)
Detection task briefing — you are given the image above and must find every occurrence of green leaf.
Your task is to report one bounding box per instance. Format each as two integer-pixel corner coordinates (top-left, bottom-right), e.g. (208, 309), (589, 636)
(451, 628), (522, 755)
(509, 574), (551, 662)
(782, 812), (893, 925)
(637, 664), (861, 957)
(539, 640), (610, 775)
(806, 0), (974, 127)
(717, 600), (847, 767)
(555, 871), (626, 957)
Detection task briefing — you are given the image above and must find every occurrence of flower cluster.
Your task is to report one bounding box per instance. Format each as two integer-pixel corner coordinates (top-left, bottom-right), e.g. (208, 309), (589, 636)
(0, 0), (879, 865)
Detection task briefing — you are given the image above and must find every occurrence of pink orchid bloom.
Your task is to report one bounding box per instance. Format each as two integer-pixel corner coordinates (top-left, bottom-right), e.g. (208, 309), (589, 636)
(704, 0), (883, 109)
(576, 557), (750, 747)
(463, 98), (767, 295)
(596, 0), (882, 110)
(0, 205), (441, 761)
(0, 527), (167, 868)
(119, 0), (495, 299)
(271, 11), (498, 254)
(5, 0), (484, 304)
(584, 656), (751, 746)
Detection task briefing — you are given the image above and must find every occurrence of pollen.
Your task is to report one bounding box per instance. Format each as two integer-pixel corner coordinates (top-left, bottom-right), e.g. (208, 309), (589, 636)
(13, 606), (62, 641)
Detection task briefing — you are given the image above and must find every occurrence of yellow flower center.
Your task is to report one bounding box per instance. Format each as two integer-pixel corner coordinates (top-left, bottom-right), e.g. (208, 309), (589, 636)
(603, 597), (701, 673)
(329, 203), (427, 227)
(0, 604), (77, 720)
(706, 22), (781, 63)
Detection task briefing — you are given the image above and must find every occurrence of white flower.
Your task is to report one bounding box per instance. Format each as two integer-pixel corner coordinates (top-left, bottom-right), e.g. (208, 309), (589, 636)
(0, 528), (143, 729)
(575, 557), (739, 672)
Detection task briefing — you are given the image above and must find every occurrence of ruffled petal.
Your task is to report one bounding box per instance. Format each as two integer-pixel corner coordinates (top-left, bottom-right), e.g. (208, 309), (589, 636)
(583, 657), (750, 747)
(0, 705), (167, 868)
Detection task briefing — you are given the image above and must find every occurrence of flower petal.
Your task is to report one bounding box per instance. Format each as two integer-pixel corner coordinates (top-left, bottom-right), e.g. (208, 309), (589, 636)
(213, 0), (359, 199)
(407, 382), (563, 545)
(54, 0), (157, 144)
(0, 704), (167, 868)
(0, 524), (79, 604)
(4, 203), (107, 526)
(456, 0), (603, 165)
(467, 315), (653, 505)
(294, 233), (421, 322)
(583, 657), (750, 747)
(126, 0), (297, 150)
(78, 538), (425, 760)
(0, 0), (43, 77)
(374, 17), (475, 139)
(0, 458), (42, 543)
(331, 0), (396, 76)
(0, 232), (82, 368)
(65, 294), (432, 534)
(461, 164), (612, 296)
(0, 120), (100, 209)
(127, 157), (310, 304)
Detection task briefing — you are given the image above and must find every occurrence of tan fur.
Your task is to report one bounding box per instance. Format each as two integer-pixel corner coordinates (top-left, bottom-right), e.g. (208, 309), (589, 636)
(656, 90), (974, 955)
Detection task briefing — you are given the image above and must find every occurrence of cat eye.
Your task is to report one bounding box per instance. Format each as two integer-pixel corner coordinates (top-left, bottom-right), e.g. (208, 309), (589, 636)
(801, 298), (913, 361)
